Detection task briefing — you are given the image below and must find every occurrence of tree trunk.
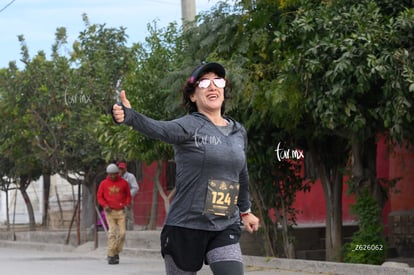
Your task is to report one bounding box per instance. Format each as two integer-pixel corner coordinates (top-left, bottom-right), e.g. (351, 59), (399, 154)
(351, 137), (385, 208)
(81, 181), (95, 231)
(42, 174), (51, 227)
(5, 183), (11, 230)
(55, 184), (64, 226)
(20, 185), (36, 231)
(323, 168), (343, 262)
(76, 182), (81, 245)
(309, 143), (344, 261)
(154, 160), (176, 213)
(147, 161), (161, 230)
(250, 181), (276, 257)
(274, 195), (295, 258)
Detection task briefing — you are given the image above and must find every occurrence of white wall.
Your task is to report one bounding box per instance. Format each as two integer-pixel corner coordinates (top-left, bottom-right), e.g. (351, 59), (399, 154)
(0, 175), (79, 225)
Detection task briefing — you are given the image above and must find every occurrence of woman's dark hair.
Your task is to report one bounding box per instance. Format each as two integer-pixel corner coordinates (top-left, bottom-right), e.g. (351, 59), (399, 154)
(181, 74), (232, 114)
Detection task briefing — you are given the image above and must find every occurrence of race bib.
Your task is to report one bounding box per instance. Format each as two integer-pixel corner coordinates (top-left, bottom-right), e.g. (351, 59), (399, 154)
(204, 180), (239, 217)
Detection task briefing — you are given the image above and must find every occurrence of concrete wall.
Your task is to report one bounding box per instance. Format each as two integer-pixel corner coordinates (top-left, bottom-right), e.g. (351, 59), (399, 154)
(0, 175), (79, 227)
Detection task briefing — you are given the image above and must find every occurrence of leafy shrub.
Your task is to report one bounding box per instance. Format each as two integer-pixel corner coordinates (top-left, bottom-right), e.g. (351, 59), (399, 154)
(343, 188), (387, 264)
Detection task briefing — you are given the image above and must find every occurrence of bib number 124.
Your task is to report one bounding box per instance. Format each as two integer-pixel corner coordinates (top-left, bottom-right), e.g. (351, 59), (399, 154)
(204, 180), (239, 217)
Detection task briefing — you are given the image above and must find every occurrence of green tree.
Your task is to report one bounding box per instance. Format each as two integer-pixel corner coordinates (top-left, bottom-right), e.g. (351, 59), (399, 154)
(96, 20), (183, 229)
(176, 0), (413, 261)
(269, 0), (414, 260)
(63, 14), (137, 229)
(0, 55), (43, 230)
(0, 14), (136, 231)
(177, 1), (311, 257)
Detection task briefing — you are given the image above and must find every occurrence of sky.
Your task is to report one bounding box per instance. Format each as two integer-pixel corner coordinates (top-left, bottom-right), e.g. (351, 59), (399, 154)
(0, 0), (219, 68)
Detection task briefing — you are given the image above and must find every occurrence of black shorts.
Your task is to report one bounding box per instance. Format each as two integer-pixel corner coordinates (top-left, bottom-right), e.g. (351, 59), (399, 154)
(160, 224), (241, 272)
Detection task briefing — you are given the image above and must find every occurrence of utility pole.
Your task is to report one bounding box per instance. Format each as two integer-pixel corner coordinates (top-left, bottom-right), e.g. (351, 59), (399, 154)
(181, 0), (196, 29)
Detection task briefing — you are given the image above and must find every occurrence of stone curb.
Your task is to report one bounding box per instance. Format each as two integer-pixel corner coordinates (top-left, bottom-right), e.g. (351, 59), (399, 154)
(0, 240), (75, 253)
(0, 239), (412, 275)
(242, 256), (413, 275)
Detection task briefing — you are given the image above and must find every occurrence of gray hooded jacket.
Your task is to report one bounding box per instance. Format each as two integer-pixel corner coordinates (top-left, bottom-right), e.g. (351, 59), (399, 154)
(122, 108), (251, 231)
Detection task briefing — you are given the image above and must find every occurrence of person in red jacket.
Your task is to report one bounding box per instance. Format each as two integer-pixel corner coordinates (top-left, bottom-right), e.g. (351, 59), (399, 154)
(97, 163), (131, 265)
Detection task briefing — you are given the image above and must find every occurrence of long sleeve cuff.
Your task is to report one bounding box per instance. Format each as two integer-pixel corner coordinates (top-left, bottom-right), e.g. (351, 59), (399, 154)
(240, 208), (251, 214)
